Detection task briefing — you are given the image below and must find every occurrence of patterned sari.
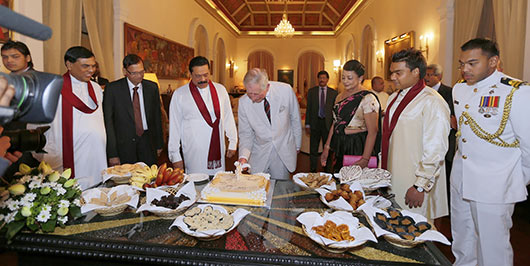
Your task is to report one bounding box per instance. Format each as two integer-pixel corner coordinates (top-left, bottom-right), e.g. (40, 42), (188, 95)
(330, 90), (381, 172)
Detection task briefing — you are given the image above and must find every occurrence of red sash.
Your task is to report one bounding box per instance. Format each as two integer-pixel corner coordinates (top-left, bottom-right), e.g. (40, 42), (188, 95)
(381, 79), (425, 169)
(189, 81), (222, 169)
(61, 72), (98, 177)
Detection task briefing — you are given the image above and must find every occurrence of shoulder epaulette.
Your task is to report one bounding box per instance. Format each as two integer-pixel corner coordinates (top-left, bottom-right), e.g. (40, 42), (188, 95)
(456, 79), (465, 83)
(501, 77), (528, 88)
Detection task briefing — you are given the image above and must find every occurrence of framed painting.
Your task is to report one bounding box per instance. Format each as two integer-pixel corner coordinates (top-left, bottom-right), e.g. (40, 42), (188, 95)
(124, 23), (194, 79)
(384, 31), (415, 80)
(278, 69), (294, 87)
(0, 0), (13, 43)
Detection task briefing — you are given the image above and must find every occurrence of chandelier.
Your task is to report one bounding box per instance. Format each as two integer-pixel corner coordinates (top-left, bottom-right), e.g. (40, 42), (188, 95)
(274, 13), (295, 38)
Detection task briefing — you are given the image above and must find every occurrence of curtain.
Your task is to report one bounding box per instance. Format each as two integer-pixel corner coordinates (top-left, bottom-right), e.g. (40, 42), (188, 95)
(296, 52), (324, 103)
(43, 0), (82, 75)
(492, 0), (527, 78)
(82, 0), (115, 80)
(247, 51), (274, 80)
(452, 0), (484, 84)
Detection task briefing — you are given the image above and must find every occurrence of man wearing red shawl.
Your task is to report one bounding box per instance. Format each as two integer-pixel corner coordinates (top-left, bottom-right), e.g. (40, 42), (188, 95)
(168, 56), (237, 175)
(382, 48), (450, 220)
(30, 46), (107, 190)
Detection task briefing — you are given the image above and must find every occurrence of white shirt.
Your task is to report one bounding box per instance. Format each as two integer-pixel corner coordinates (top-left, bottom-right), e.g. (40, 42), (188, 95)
(432, 82), (441, 92)
(127, 78), (148, 130)
(168, 82), (237, 175)
(29, 75), (107, 190)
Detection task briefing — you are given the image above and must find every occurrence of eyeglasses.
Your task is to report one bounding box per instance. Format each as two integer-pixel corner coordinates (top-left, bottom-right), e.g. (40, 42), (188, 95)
(126, 69), (145, 76)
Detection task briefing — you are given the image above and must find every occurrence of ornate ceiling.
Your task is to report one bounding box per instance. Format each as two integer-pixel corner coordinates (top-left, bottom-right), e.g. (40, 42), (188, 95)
(196, 0), (364, 36)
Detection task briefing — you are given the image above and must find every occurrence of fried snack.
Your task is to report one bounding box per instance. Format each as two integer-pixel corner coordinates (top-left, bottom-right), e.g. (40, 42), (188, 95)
(324, 185), (365, 210)
(312, 220), (355, 241)
(87, 189), (131, 206)
(299, 173), (333, 188)
(373, 208), (433, 240)
(105, 163), (144, 176)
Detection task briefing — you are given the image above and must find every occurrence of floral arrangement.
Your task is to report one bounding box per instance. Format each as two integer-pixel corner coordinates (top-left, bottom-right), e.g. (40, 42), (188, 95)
(0, 161), (83, 240)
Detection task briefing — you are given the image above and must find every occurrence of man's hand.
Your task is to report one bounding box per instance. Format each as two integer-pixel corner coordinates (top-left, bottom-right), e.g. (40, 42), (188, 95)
(405, 186), (425, 208)
(157, 149), (162, 156)
(173, 160), (184, 170)
(238, 157), (248, 165)
(0, 76), (15, 107)
(108, 157), (120, 166)
(5, 151), (22, 164)
(226, 149), (236, 158)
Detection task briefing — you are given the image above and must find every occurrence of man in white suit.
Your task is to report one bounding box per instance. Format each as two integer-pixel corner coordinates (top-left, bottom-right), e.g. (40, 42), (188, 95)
(238, 68), (302, 180)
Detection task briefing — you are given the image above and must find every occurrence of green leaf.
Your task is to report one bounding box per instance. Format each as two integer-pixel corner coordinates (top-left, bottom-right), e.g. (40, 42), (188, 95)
(41, 219), (56, 232)
(26, 220), (39, 231)
(6, 220), (25, 240)
(65, 189), (75, 199)
(70, 206), (82, 218)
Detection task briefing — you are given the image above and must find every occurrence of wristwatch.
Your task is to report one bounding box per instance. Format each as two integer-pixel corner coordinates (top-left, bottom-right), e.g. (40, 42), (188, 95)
(413, 185), (424, 193)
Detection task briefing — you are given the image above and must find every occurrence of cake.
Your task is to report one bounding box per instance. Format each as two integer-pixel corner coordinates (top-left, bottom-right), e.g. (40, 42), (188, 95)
(200, 172), (270, 206)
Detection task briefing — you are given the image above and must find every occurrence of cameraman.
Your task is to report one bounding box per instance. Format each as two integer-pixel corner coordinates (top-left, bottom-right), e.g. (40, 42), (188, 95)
(0, 76), (22, 175)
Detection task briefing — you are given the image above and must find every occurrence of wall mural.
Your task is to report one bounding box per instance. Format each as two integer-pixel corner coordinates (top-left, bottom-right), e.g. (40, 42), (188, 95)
(124, 23), (194, 79)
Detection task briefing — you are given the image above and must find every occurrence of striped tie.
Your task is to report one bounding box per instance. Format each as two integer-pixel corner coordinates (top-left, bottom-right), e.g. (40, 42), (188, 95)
(264, 98), (271, 123)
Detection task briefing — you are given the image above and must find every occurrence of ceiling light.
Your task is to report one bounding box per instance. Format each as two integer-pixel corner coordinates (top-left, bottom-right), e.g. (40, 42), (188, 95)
(274, 13), (295, 38)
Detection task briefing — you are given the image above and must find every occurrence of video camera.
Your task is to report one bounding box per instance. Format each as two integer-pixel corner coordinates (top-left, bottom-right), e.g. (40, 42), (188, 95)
(0, 5), (62, 153)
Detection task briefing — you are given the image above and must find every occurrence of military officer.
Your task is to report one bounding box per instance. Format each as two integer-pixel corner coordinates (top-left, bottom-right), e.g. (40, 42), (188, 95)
(451, 38), (530, 266)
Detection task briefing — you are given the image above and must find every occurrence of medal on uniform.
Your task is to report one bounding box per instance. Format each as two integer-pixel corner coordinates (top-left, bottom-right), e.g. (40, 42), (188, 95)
(479, 95), (500, 118)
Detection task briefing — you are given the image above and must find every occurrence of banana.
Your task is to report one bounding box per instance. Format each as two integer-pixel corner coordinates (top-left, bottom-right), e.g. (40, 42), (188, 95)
(150, 164), (158, 177)
(130, 181), (144, 188)
(130, 176), (147, 183)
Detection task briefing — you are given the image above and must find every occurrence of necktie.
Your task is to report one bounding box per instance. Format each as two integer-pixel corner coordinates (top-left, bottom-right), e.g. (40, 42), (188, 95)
(319, 87), (326, 118)
(133, 87), (144, 136)
(264, 97), (271, 123)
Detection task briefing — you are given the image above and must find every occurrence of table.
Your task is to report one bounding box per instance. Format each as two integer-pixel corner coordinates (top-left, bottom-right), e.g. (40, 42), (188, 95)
(1, 180), (451, 265)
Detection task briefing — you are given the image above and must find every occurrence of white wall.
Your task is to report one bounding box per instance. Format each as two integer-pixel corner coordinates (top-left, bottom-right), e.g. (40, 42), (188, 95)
(336, 0), (444, 83)
(234, 37), (338, 90)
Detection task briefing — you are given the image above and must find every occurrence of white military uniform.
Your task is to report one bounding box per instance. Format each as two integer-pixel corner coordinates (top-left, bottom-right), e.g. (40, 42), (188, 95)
(451, 70), (530, 266)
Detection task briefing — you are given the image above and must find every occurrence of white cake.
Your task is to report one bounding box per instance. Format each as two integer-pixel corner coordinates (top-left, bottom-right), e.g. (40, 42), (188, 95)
(200, 172), (270, 206)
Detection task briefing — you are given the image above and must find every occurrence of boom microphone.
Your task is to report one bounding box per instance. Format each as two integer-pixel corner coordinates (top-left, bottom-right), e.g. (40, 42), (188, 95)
(0, 5), (52, 41)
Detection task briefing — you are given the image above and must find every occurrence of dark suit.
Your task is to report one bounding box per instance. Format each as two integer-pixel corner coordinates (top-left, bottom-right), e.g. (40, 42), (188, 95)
(305, 86), (338, 172)
(92, 76), (109, 87)
(103, 78), (163, 165)
(436, 83), (456, 201)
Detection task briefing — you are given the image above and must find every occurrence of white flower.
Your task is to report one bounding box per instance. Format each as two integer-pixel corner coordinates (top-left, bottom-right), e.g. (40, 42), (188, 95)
(58, 200), (70, 208)
(7, 199), (20, 211)
(21, 201), (34, 208)
(41, 204), (52, 212)
(36, 210), (51, 223)
(21, 192), (37, 202)
(18, 175), (32, 184)
(73, 198), (81, 207)
(56, 187), (66, 196)
(5, 212), (16, 223)
(28, 181), (40, 189)
(58, 215), (68, 224)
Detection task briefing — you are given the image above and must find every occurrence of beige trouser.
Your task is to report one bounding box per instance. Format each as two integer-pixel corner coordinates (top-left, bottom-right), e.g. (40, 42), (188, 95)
(451, 185), (514, 266)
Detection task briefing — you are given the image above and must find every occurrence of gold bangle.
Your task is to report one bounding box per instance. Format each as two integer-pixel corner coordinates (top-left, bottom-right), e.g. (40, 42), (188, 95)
(360, 157), (370, 161)
(324, 144), (331, 149)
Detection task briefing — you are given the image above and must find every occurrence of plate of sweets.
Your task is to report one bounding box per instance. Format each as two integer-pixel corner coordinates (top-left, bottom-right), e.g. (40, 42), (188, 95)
(297, 211), (377, 253)
(136, 181), (197, 218)
(81, 185), (139, 216)
(363, 206), (450, 248)
(171, 204), (250, 240)
(293, 172), (335, 190)
(315, 182), (391, 213)
(336, 165), (391, 191)
(102, 163), (147, 184)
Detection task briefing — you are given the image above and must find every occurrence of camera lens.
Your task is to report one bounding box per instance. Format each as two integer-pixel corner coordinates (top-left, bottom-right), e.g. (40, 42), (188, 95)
(2, 126), (49, 152)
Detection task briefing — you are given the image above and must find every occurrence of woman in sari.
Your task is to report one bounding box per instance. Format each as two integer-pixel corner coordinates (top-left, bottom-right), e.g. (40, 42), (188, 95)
(321, 60), (381, 172)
